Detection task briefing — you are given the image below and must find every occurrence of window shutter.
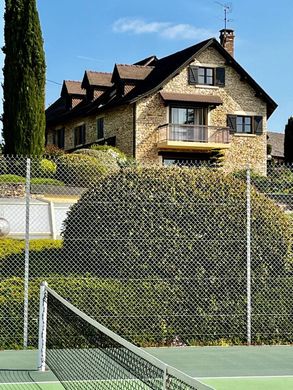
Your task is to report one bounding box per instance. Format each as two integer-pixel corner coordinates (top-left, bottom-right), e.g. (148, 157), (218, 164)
(74, 128), (78, 146)
(59, 128), (65, 149)
(215, 67), (225, 87)
(82, 125), (86, 144)
(188, 66), (198, 84)
(227, 115), (237, 133)
(254, 116), (263, 134)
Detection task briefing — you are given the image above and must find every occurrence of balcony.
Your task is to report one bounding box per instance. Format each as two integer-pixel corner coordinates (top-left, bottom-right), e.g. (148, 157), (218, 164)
(157, 124), (231, 151)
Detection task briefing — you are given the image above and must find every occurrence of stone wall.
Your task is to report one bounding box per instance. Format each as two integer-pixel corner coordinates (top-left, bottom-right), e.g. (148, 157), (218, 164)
(47, 104), (134, 156)
(134, 46), (268, 173)
(47, 46), (269, 174)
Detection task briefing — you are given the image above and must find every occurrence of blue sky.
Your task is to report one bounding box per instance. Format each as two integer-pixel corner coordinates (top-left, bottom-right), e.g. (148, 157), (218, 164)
(1, 0), (293, 132)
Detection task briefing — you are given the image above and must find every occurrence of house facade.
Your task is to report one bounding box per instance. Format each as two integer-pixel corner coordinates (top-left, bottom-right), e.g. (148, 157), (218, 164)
(46, 29), (277, 174)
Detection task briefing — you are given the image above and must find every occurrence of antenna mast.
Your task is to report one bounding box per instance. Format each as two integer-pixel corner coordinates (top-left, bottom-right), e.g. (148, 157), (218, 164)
(215, 2), (233, 29)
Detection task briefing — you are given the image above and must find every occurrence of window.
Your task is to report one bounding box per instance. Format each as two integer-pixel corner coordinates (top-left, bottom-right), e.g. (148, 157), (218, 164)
(170, 107), (207, 142)
(53, 128), (65, 149)
(198, 67), (214, 85)
(227, 115), (263, 134)
(236, 116), (252, 133)
(74, 124), (86, 146)
(97, 118), (104, 140)
(189, 66), (225, 87)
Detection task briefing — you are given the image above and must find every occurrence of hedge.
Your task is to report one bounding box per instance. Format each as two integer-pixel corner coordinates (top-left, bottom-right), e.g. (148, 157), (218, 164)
(60, 166), (293, 344)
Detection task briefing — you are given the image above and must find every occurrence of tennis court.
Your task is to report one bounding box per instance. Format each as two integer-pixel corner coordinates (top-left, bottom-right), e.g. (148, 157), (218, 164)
(1, 285), (293, 390)
(1, 346), (293, 390)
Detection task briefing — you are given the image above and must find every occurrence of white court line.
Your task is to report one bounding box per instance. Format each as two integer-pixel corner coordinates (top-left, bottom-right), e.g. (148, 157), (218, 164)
(197, 375), (293, 380)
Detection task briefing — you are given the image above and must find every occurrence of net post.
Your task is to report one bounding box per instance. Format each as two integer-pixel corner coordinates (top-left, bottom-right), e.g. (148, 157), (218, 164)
(163, 365), (167, 390)
(38, 281), (48, 372)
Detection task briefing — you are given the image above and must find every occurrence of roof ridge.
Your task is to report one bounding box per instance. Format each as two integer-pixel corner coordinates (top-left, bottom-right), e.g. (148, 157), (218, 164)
(65, 80), (82, 84)
(116, 64), (155, 69)
(86, 70), (112, 75)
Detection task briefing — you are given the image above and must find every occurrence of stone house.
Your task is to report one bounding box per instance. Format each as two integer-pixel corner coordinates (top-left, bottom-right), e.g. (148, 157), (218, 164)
(46, 29), (277, 173)
(267, 131), (285, 163)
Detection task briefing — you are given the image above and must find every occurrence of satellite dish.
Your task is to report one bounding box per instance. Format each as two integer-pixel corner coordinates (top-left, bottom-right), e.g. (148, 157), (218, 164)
(0, 217), (10, 237)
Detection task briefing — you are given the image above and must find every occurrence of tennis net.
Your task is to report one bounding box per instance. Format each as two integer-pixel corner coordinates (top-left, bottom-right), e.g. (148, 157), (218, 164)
(38, 283), (213, 390)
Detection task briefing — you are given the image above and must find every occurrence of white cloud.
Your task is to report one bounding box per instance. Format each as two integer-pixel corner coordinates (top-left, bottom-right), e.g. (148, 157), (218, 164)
(113, 18), (170, 34)
(113, 18), (216, 41)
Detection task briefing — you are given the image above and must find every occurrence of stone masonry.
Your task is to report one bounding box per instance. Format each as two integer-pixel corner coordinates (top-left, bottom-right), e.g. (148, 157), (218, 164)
(47, 46), (269, 174)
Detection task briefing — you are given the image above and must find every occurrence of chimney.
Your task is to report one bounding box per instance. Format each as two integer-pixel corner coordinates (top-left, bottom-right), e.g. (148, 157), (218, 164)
(219, 29), (235, 57)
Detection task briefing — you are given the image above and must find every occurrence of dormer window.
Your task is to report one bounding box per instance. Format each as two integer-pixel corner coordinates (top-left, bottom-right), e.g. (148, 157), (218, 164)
(188, 66), (225, 87)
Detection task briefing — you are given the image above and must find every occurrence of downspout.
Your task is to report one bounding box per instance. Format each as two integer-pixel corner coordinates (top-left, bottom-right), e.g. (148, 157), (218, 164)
(132, 103), (136, 158)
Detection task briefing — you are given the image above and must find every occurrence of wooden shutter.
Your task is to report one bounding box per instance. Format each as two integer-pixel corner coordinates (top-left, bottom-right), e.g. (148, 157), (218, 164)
(215, 67), (225, 87)
(81, 124), (86, 144)
(254, 116), (263, 134)
(74, 127), (78, 146)
(227, 115), (237, 133)
(188, 66), (198, 84)
(59, 128), (65, 149)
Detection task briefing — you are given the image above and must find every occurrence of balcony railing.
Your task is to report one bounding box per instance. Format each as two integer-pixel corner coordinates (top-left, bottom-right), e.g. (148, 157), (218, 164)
(158, 124), (231, 144)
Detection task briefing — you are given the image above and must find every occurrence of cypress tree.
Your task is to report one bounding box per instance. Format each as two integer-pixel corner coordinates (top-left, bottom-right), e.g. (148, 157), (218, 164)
(2, 0), (46, 156)
(284, 117), (293, 163)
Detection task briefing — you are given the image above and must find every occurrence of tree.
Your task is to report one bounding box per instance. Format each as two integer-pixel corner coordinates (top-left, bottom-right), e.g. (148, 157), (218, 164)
(284, 117), (293, 163)
(2, 0), (46, 156)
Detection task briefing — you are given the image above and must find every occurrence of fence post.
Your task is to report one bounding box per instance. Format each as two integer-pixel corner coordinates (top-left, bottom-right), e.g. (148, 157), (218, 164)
(246, 164), (252, 345)
(23, 157), (31, 348)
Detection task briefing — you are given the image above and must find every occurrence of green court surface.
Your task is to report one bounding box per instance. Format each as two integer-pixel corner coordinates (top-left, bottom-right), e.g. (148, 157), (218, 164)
(1, 346), (293, 389)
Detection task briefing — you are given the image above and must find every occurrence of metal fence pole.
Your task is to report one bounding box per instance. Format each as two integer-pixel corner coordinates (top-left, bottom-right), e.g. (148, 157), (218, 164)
(23, 158), (31, 348)
(246, 164), (252, 345)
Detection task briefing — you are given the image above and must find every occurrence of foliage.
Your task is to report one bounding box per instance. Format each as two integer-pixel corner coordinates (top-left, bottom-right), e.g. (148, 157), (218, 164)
(0, 239), (63, 278)
(39, 159), (57, 177)
(284, 117), (293, 163)
(61, 167), (292, 344)
(74, 148), (120, 172)
(44, 144), (65, 157)
(30, 177), (64, 186)
(0, 174), (26, 183)
(90, 144), (138, 167)
(55, 153), (116, 187)
(2, 0), (46, 156)
(235, 166), (293, 194)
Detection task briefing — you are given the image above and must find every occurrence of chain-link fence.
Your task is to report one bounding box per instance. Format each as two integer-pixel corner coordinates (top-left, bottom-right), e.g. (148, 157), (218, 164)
(0, 154), (292, 349)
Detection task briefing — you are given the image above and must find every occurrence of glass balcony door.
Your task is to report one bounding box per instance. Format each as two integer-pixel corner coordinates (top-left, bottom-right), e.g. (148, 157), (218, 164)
(170, 107), (207, 141)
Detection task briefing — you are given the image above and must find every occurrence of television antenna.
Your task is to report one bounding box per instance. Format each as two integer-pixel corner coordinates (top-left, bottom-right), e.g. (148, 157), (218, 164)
(215, 2), (233, 29)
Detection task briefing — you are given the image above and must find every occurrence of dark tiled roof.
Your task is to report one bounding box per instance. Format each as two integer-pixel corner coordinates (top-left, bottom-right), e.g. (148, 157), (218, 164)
(160, 92), (223, 105)
(46, 97), (67, 122)
(267, 131), (284, 158)
(63, 80), (85, 96)
(115, 64), (154, 80)
(134, 55), (158, 66)
(48, 36), (278, 124)
(85, 71), (113, 87)
(120, 38), (277, 118)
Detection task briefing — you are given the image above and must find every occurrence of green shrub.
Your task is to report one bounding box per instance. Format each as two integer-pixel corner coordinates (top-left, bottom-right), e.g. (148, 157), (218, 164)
(90, 145), (137, 167)
(0, 239), (63, 278)
(55, 153), (114, 187)
(30, 177), (64, 186)
(0, 276), (179, 348)
(61, 167), (292, 344)
(0, 174), (25, 183)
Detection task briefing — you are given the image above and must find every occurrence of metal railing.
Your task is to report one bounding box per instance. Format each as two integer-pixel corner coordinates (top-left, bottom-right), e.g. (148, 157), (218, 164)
(158, 124), (231, 144)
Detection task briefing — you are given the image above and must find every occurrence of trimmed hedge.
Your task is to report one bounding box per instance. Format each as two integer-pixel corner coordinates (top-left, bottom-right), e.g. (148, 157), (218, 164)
(55, 153), (116, 187)
(61, 167), (293, 344)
